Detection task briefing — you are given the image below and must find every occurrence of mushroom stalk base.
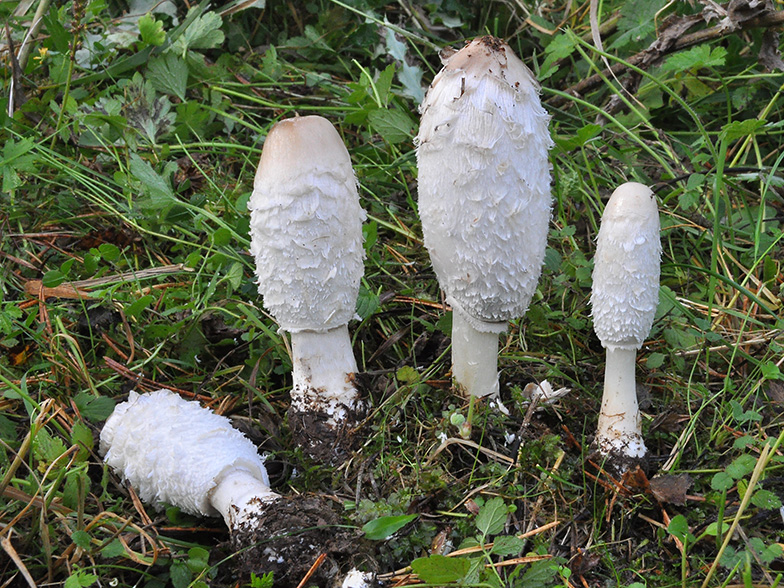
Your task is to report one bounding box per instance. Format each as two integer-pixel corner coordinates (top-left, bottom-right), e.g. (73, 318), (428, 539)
(290, 325), (361, 425)
(209, 469), (279, 529)
(596, 347), (646, 460)
(451, 310), (501, 398)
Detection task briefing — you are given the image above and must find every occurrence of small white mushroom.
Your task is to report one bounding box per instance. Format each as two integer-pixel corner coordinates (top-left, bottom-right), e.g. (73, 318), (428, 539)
(248, 115), (366, 457)
(590, 182), (661, 467)
(416, 36), (553, 398)
(100, 389), (278, 530)
(100, 390), (374, 586)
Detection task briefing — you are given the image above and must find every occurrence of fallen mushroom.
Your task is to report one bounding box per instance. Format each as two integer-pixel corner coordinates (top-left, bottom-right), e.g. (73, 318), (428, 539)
(100, 389), (373, 587)
(590, 182), (661, 470)
(416, 36), (553, 399)
(248, 115), (366, 462)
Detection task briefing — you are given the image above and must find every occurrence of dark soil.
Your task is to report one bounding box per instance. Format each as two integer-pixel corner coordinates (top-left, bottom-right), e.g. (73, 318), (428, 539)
(225, 495), (374, 587)
(288, 400), (366, 465)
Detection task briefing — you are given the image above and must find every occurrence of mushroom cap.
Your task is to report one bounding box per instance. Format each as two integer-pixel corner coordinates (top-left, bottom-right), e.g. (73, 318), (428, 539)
(591, 182), (661, 350)
(416, 36), (553, 329)
(100, 390), (270, 518)
(249, 116), (366, 333)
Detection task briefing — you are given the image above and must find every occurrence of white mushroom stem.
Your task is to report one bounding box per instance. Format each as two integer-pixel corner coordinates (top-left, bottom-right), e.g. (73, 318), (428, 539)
(290, 325), (359, 422)
(210, 469), (279, 528)
(596, 348), (645, 458)
(100, 390), (279, 530)
(450, 310), (501, 398)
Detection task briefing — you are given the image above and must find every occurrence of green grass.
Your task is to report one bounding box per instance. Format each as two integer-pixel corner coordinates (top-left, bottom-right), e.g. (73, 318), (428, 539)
(1, 1), (784, 587)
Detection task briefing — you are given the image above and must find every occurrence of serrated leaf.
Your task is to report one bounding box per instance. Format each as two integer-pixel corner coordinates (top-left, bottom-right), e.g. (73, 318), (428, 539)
(139, 14), (166, 46)
(711, 471), (734, 492)
(540, 33), (577, 79)
(71, 530), (92, 549)
(362, 514), (417, 540)
(367, 109), (414, 144)
(129, 154), (175, 209)
(719, 118), (766, 143)
(147, 53), (188, 100)
(662, 45), (727, 73)
(476, 496), (508, 538)
(609, 0), (663, 50)
(74, 392), (116, 422)
(490, 535), (525, 556)
(34, 428), (68, 466)
(173, 10), (224, 57)
(726, 454), (757, 479)
(751, 489), (782, 510)
(411, 554), (470, 584)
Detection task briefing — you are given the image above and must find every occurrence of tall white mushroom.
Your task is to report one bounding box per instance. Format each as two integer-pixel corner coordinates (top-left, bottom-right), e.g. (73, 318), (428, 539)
(416, 36), (553, 398)
(249, 115), (366, 460)
(100, 390), (374, 587)
(590, 182), (661, 468)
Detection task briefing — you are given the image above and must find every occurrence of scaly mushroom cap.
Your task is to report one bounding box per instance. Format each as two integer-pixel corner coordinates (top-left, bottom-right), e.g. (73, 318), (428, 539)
(416, 36), (553, 330)
(591, 182), (661, 350)
(100, 390), (270, 517)
(249, 116), (366, 333)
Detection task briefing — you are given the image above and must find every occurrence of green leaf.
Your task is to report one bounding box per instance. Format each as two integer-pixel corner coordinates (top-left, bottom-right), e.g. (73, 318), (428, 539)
(711, 471), (733, 492)
(476, 496), (508, 538)
(703, 521), (729, 536)
(356, 286), (380, 320)
(139, 14), (166, 46)
(518, 558), (563, 588)
(609, 0), (663, 50)
(71, 530), (92, 549)
(129, 154), (176, 209)
(729, 399), (762, 424)
(395, 366), (419, 384)
(169, 560), (192, 588)
(726, 454), (756, 479)
(362, 514), (417, 540)
(101, 539), (127, 558)
(490, 535), (525, 556)
(64, 571), (98, 588)
(34, 428), (68, 465)
(211, 227), (232, 247)
(71, 422), (94, 462)
(662, 45), (727, 73)
(719, 118), (766, 143)
(411, 554), (470, 584)
(751, 489), (782, 510)
(147, 53), (188, 101)
(74, 392), (116, 422)
(646, 352), (665, 369)
(250, 572), (275, 588)
(761, 361), (782, 380)
(667, 514), (693, 542)
(540, 33), (577, 79)
(173, 10), (224, 57)
(367, 109), (414, 144)
(186, 547), (210, 573)
(125, 295), (156, 319)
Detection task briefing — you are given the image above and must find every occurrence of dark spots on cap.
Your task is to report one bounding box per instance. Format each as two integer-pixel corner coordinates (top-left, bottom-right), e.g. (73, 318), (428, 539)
(477, 35), (506, 52)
